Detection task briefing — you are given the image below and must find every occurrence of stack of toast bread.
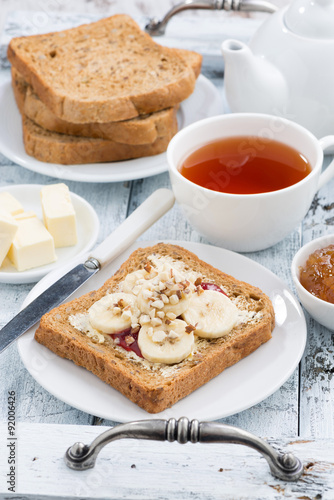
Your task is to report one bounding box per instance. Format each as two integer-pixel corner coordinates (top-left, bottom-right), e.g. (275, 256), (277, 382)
(7, 15), (202, 165)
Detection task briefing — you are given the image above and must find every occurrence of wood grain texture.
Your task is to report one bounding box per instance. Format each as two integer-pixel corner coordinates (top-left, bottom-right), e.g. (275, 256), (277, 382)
(299, 161), (334, 438)
(0, 7), (333, 497)
(0, 165), (131, 425)
(0, 423), (332, 499)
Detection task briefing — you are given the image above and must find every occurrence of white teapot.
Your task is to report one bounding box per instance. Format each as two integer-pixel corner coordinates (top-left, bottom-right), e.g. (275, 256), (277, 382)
(221, 0), (334, 138)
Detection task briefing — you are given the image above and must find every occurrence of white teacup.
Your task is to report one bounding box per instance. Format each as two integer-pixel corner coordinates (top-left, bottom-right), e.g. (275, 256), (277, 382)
(167, 113), (334, 252)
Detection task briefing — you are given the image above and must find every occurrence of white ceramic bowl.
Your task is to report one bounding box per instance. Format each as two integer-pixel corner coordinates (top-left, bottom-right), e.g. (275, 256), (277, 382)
(291, 234), (334, 331)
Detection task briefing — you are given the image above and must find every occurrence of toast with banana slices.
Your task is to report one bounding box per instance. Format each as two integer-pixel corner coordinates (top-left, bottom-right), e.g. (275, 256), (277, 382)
(35, 243), (275, 413)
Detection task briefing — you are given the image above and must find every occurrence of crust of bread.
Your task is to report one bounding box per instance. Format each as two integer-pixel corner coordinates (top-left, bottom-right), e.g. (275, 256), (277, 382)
(12, 68), (179, 145)
(35, 243), (275, 413)
(11, 68), (27, 114)
(22, 116), (177, 164)
(7, 15), (201, 124)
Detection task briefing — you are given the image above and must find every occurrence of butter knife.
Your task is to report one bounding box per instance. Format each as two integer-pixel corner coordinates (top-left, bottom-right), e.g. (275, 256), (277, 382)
(0, 188), (175, 353)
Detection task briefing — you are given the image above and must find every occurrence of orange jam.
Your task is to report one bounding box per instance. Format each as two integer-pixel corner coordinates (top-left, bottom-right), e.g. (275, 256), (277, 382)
(299, 244), (334, 304)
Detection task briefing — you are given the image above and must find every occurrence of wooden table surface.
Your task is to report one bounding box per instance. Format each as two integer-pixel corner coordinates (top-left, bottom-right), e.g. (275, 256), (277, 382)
(0, 2), (333, 498)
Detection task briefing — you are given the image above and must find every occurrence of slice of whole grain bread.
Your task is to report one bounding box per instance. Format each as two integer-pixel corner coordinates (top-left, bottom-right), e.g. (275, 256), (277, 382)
(35, 243), (275, 413)
(22, 116), (177, 164)
(7, 15), (200, 124)
(12, 67), (179, 145)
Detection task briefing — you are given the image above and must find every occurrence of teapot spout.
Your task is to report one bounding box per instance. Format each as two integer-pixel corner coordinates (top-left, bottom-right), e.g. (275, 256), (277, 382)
(221, 39), (288, 114)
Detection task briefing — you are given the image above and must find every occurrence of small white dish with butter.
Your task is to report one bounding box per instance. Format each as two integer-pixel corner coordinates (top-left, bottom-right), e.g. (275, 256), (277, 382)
(0, 184), (99, 284)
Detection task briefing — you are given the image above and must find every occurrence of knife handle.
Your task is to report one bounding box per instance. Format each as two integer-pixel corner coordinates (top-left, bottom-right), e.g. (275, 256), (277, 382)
(89, 188), (175, 267)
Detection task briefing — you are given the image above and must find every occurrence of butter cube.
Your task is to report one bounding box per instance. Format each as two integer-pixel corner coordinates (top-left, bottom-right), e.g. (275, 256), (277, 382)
(0, 192), (24, 216)
(8, 216), (57, 271)
(14, 210), (37, 221)
(0, 210), (18, 267)
(40, 183), (77, 248)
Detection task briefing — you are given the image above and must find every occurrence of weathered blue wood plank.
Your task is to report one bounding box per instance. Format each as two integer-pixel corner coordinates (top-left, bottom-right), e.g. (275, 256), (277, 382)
(298, 156), (334, 438)
(0, 165), (131, 425)
(0, 5), (333, 446)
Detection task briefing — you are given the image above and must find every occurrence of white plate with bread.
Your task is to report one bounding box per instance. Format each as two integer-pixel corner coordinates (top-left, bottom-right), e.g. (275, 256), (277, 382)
(0, 74), (222, 182)
(1, 15), (223, 182)
(0, 184), (99, 284)
(17, 240), (307, 421)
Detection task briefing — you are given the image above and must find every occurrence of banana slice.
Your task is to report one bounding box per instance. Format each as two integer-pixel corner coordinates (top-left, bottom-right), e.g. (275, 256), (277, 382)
(182, 290), (239, 339)
(88, 292), (140, 334)
(138, 319), (194, 364)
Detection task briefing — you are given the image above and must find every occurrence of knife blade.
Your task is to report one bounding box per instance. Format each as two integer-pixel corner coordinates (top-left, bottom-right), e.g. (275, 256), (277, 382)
(0, 188), (175, 353)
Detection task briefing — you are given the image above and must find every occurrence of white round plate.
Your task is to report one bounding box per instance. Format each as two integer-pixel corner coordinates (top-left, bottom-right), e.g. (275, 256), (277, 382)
(0, 184), (99, 283)
(17, 240), (306, 421)
(0, 75), (223, 183)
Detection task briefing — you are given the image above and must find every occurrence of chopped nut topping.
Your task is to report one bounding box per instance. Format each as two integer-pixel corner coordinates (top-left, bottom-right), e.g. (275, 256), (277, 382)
(160, 271), (169, 281)
(151, 299), (164, 309)
(151, 317), (163, 327)
(196, 285), (204, 295)
(185, 324), (196, 334)
(125, 335), (135, 346)
(156, 311), (165, 319)
(143, 289), (153, 300)
(152, 330), (167, 343)
(139, 314), (151, 325)
(117, 298), (125, 308)
(132, 285), (141, 296)
(160, 294), (169, 304)
(122, 310), (132, 320)
(113, 306), (121, 314)
(174, 271), (184, 283)
(149, 309), (156, 320)
(165, 319), (172, 325)
(91, 334), (102, 343)
(168, 330), (179, 339)
(194, 277), (202, 287)
(144, 262), (152, 273)
(169, 294), (179, 305)
(176, 290), (182, 299)
(166, 312), (177, 320)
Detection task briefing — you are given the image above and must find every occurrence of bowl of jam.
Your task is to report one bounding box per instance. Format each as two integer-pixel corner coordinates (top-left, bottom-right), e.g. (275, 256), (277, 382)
(291, 234), (334, 331)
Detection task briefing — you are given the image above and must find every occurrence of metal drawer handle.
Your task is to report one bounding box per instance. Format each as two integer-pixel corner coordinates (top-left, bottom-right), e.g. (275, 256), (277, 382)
(145, 0), (278, 36)
(65, 417), (303, 481)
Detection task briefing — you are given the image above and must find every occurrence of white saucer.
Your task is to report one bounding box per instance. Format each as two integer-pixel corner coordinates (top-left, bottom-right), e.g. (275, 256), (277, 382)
(0, 75), (223, 182)
(0, 184), (99, 283)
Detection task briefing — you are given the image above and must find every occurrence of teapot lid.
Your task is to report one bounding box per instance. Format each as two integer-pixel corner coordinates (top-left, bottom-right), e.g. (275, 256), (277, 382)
(285, 0), (334, 38)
